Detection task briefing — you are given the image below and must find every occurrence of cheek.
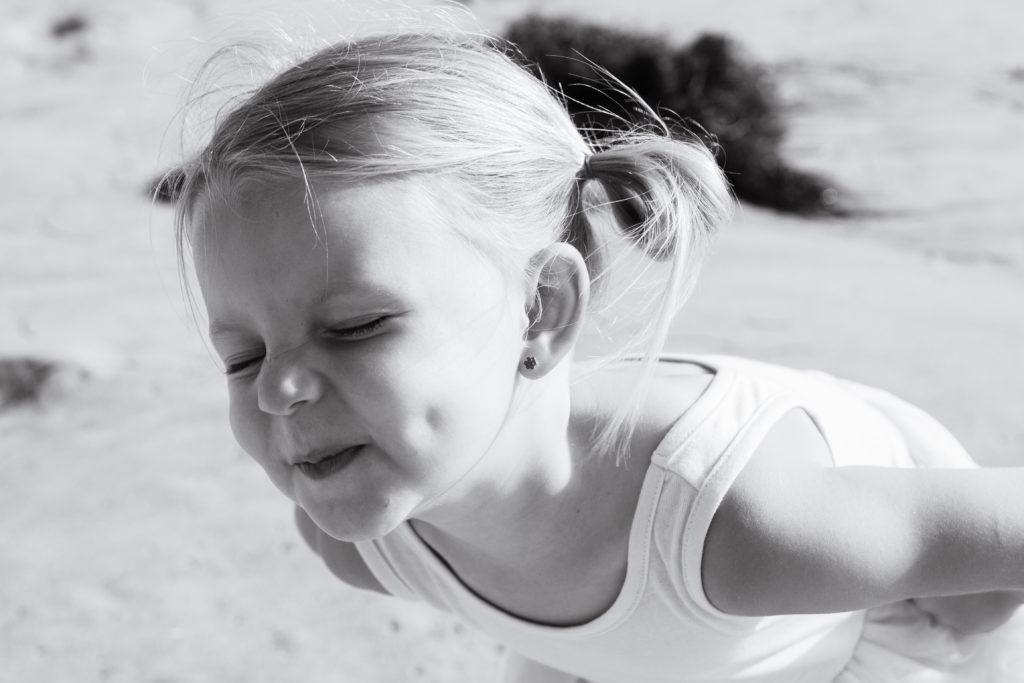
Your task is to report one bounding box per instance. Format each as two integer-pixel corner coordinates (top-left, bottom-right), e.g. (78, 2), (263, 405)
(226, 385), (294, 495)
(421, 318), (522, 445)
(357, 327), (517, 466)
(226, 384), (258, 451)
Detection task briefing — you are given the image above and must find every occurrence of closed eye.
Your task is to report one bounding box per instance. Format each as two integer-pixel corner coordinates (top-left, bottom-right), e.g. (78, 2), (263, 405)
(323, 316), (388, 340)
(224, 353), (264, 376)
(221, 317), (388, 376)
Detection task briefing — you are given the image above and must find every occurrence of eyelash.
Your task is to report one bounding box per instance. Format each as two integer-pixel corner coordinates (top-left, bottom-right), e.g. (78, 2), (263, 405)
(324, 316), (387, 340)
(222, 317), (388, 377)
(224, 356), (263, 376)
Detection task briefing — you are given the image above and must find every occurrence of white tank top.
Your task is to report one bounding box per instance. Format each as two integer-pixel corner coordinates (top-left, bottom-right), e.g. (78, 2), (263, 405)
(354, 354), (988, 682)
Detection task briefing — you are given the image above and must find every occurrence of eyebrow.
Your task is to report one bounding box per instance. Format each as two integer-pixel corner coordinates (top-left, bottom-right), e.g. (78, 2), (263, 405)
(318, 286), (398, 307)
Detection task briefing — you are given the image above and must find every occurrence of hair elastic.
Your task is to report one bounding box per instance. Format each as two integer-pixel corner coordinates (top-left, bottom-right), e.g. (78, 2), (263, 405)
(580, 154), (595, 180)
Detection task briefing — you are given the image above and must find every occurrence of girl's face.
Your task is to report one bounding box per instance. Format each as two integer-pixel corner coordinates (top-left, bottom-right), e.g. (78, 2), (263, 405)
(192, 178), (529, 541)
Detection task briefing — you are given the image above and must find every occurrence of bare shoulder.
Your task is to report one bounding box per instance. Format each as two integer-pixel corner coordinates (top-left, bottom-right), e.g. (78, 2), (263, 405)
(701, 408), (834, 614)
(294, 506), (390, 595)
(700, 409), (1024, 616)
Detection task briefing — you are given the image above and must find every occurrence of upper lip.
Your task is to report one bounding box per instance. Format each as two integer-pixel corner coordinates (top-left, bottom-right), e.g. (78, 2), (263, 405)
(290, 445), (360, 467)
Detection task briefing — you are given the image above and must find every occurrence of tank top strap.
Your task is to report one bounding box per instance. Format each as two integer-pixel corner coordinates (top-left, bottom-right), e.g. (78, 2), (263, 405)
(649, 360), (806, 624)
(651, 362), (800, 489)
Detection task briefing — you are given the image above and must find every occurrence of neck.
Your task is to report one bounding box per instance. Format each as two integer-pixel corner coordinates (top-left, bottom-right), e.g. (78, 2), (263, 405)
(409, 361), (591, 571)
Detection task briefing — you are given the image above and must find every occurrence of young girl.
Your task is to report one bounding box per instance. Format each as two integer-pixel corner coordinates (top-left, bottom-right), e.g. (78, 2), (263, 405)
(172, 29), (1024, 682)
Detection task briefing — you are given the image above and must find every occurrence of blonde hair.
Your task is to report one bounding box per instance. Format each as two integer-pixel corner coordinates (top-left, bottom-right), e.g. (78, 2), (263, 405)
(173, 30), (733, 462)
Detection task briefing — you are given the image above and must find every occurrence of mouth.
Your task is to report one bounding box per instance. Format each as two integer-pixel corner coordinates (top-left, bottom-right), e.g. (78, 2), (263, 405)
(294, 445), (364, 480)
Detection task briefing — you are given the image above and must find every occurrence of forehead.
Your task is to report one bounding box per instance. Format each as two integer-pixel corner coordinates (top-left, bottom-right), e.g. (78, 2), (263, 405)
(196, 177), (461, 266)
(190, 177), (502, 321)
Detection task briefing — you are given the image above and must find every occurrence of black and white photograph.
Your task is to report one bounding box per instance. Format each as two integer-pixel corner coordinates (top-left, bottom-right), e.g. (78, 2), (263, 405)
(3, 0), (1024, 680)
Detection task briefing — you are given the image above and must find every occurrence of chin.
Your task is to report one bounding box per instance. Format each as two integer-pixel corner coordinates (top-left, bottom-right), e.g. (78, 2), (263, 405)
(306, 498), (409, 543)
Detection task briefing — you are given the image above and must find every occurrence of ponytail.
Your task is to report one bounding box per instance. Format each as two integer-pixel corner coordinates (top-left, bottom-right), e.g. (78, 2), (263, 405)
(566, 130), (733, 463)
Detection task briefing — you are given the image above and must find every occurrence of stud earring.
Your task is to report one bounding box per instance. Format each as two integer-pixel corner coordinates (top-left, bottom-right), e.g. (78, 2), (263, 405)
(523, 356), (537, 371)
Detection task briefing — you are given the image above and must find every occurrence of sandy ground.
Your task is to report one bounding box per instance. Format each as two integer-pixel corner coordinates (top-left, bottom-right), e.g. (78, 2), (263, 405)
(1, 0), (1022, 681)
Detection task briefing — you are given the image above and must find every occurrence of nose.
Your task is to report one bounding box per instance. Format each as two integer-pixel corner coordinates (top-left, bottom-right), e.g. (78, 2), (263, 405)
(256, 348), (325, 415)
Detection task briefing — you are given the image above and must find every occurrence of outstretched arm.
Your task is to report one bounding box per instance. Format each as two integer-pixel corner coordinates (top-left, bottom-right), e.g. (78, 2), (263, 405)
(702, 410), (1024, 617)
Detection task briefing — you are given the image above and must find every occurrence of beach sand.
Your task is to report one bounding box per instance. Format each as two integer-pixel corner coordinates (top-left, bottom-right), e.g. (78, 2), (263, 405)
(1, 0), (1022, 680)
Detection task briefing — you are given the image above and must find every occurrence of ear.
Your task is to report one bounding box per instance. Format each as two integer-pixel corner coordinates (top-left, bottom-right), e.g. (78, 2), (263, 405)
(520, 242), (590, 378)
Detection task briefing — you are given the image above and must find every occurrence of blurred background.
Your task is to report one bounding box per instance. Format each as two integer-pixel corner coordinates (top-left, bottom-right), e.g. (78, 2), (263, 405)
(2, 0), (1023, 680)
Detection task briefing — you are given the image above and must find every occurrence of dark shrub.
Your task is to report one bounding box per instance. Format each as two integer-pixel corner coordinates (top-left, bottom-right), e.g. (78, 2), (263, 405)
(0, 358), (58, 409)
(504, 15), (850, 216)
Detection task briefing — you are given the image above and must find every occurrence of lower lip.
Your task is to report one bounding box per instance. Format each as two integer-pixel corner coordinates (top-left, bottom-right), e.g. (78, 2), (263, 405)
(296, 446), (363, 480)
